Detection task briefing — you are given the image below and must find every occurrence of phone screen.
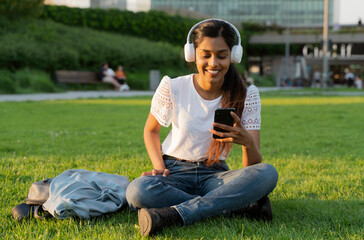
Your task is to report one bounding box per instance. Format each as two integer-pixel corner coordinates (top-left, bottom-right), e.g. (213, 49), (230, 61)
(213, 108), (236, 139)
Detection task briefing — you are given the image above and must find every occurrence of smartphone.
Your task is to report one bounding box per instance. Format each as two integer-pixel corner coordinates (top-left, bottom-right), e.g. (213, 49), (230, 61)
(213, 108), (236, 139)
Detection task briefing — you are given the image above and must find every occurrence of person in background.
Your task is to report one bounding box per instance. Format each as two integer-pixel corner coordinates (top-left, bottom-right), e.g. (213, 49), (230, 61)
(312, 70), (321, 88)
(355, 75), (362, 89)
(344, 68), (355, 88)
(98, 63), (123, 92)
(115, 65), (130, 91)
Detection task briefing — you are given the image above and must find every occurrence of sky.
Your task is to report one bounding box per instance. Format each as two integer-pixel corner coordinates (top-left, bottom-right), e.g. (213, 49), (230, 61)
(337, 0), (364, 24)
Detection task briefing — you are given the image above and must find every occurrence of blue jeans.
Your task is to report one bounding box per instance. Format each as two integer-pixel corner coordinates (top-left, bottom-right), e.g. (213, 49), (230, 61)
(126, 159), (278, 226)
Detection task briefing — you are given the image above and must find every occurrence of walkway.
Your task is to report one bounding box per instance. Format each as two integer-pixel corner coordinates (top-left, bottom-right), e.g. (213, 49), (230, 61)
(0, 90), (155, 102)
(0, 88), (363, 102)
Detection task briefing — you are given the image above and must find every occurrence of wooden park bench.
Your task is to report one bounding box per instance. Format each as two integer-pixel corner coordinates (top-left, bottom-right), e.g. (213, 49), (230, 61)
(55, 70), (110, 89)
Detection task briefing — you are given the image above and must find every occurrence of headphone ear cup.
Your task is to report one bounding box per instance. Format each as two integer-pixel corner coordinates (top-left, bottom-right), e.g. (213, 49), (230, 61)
(231, 45), (243, 64)
(184, 43), (195, 62)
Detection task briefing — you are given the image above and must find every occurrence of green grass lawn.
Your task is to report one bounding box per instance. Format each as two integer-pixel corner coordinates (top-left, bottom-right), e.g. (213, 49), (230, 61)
(0, 96), (363, 239)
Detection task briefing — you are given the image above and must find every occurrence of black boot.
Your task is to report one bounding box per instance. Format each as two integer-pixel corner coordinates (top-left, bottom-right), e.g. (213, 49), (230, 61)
(138, 207), (183, 236)
(232, 196), (273, 221)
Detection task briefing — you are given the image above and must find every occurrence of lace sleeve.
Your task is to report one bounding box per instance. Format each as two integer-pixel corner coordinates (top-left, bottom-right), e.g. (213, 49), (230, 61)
(150, 76), (174, 127)
(242, 85), (261, 130)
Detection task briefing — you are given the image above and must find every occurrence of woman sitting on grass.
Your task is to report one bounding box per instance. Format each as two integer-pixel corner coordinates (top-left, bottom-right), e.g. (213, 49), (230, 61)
(126, 19), (278, 236)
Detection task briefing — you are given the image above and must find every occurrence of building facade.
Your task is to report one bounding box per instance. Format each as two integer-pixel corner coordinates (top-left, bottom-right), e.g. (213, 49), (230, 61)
(90, 0), (127, 10)
(46, 0), (335, 26)
(151, 0), (334, 27)
(248, 28), (364, 87)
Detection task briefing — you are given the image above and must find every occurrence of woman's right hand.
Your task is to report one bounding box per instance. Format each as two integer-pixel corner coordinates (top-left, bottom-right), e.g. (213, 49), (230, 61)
(142, 168), (170, 177)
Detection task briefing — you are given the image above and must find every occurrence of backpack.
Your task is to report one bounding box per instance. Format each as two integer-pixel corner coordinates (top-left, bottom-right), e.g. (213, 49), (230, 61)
(12, 178), (53, 220)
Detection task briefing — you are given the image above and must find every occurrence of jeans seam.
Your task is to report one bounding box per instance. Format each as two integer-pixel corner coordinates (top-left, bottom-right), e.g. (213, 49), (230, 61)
(172, 205), (187, 225)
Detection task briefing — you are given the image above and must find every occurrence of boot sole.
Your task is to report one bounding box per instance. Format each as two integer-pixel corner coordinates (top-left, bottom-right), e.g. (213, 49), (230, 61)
(263, 197), (273, 221)
(138, 208), (154, 236)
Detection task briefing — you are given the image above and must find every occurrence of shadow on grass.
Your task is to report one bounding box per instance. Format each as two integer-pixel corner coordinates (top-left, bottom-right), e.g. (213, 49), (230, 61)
(7, 199), (363, 239)
(273, 198), (363, 224)
(136, 198), (363, 239)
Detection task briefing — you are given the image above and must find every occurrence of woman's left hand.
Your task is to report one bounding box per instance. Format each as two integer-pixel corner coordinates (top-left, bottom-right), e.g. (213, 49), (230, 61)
(209, 111), (253, 147)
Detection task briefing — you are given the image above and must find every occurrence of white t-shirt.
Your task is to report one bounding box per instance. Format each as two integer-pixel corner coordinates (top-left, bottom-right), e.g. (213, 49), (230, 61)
(151, 74), (261, 161)
(107, 68), (115, 77)
(345, 72), (354, 80)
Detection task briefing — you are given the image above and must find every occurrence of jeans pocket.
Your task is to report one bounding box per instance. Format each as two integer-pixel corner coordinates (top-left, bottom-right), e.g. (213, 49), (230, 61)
(164, 160), (178, 169)
(211, 161), (230, 171)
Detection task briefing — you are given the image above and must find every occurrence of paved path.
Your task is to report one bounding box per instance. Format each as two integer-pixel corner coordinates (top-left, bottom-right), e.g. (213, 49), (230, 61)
(0, 88), (363, 102)
(0, 90), (155, 102)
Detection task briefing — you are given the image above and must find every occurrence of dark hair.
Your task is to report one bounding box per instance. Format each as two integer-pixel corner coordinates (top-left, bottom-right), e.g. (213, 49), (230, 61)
(192, 20), (247, 166)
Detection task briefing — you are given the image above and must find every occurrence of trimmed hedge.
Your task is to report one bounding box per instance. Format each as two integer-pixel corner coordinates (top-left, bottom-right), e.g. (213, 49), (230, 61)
(40, 5), (199, 46)
(0, 69), (16, 93)
(0, 68), (56, 93)
(0, 0), (44, 19)
(0, 17), (186, 73)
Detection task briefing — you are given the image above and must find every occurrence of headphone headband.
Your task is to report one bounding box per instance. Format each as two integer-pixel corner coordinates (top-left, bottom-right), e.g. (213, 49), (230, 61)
(186, 18), (241, 46)
(184, 18), (243, 63)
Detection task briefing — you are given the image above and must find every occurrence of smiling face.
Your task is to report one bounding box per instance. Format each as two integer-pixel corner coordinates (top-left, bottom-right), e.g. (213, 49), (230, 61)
(195, 36), (231, 90)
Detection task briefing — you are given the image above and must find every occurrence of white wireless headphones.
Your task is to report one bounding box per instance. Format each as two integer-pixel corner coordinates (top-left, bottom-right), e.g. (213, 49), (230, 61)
(184, 18), (243, 64)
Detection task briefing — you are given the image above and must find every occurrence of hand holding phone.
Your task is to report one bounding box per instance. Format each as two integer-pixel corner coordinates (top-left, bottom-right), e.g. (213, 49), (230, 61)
(213, 108), (236, 139)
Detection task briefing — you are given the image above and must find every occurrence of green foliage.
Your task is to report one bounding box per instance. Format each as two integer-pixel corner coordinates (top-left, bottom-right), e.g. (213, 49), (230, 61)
(40, 5), (198, 46)
(0, 18), (187, 89)
(29, 70), (55, 92)
(0, 96), (363, 239)
(14, 68), (32, 89)
(253, 74), (276, 87)
(242, 22), (284, 34)
(0, 0), (44, 19)
(0, 69), (16, 93)
(38, 5), (251, 70)
(126, 71), (149, 90)
(0, 68), (56, 93)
